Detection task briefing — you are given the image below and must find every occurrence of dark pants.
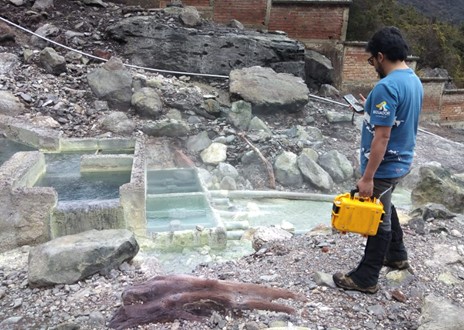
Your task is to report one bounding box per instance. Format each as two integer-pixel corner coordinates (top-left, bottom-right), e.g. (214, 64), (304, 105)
(348, 177), (408, 287)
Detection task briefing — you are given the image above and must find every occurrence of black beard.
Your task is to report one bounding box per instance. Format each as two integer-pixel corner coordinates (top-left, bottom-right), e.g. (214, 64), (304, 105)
(377, 69), (386, 79)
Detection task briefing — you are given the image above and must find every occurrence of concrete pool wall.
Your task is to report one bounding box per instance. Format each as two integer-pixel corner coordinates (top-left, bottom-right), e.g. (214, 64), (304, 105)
(0, 115), (227, 252)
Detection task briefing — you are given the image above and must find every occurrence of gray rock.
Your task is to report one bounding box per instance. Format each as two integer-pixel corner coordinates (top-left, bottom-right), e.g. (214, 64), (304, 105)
(227, 100), (252, 130)
(418, 295), (464, 330)
(325, 110), (353, 123)
(88, 311), (106, 328)
(9, 0), (25, 5)
(270, 61), (306, 80)
(82, 0), (107, 7)
(31, 24), (59, 48)
(411, 163), (464, 213)
(248, 116), (272, 134)
(318, 84), (340, 98)
(217, 162), (239, 179)
(230, 66), (309, 113)
(318, 150), (353, 183)
(131, 87), (163, 118)
(106, 16), (305, 76)
(298, 152), (334, 192)
(228, 19), (244, 30)
(416, 203), (456, 221)
(39, 47), (67, 75)
(252, 226), (293, 251)
(0, 52), (19, 74)
(180, 6), (201, 27)
(241, 150), (261, 165)
(203, 98), (221, 116)
(0, 316), (23, 328)
(0, 91), (25, 116)
(186, 131), (212, 152)
(274, 151), (303, 187)
(300, 148), (319, 162)
(141, 118), (190, 137)
(200, 142), (227, 165)
(219, 176), (237, 190)
(305, 50), (335, 86)
(100, 111), (135, 135)
(28, 229), (139, 287)
(87, 57), (133, 110)
(312, 271), (336, 288)
(32, 0), (54, 11)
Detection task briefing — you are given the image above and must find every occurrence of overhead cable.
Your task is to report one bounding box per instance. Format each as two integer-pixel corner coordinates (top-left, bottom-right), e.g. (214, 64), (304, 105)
(0, 15), (229, 79)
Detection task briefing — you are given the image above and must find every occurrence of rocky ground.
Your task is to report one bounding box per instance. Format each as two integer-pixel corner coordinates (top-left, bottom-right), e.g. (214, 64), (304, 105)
(1, 0), (464, 329)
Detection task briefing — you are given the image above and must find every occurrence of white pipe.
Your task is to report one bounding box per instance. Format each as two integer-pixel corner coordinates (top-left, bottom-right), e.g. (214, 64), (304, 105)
(209, 190), (335, 202)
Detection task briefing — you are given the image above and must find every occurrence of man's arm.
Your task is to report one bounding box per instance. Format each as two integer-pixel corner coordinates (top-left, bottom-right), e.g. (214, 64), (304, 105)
(357, 125), (391, 197)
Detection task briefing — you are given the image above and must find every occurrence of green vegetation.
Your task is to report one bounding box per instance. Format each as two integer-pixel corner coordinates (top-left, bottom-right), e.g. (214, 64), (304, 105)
(347, 0), (464, 87)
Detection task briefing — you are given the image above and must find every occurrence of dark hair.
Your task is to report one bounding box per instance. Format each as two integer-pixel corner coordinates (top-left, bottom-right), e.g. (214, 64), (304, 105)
(366, 26), (409, 61)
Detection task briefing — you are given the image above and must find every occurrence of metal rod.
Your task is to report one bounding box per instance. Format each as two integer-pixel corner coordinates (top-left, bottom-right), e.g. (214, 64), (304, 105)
(309, 94), (350, 107)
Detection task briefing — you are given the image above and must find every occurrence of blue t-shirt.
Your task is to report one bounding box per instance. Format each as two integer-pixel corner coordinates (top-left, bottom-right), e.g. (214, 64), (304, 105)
(360, 68), (423, 178)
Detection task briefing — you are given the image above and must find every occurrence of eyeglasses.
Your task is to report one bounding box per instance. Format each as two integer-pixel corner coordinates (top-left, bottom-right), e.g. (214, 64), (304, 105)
(367, 55), (375, 66)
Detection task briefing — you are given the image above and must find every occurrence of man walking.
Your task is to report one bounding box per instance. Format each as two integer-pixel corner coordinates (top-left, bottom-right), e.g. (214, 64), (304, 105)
(333, 26), (423, 293)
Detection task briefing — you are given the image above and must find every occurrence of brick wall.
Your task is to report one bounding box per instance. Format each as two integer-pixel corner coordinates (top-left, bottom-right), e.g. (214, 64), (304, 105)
(181, 0), (211, 6)
(421, 79), (446, 122)
(441, 90), (464, 122)
(213, 0), (269, 28)
(269, 4), (346, 41)
(340, 43), (377, 95)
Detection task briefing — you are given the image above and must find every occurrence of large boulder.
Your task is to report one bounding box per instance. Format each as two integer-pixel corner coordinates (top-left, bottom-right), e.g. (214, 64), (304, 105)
(418, 295), (464, 330)
(297, 152), (333, 192)
(28, 229), (139, 287)
(305, 50), (335, 87)
(230, 66), (309, 114)
(411, 163), (464, 213)
(274, 151), (303, 187)
(131, 87), (163, 118)
(87, 57), (133, 110)
(318, 150), (353, 183)
(106, 16), (305, 76)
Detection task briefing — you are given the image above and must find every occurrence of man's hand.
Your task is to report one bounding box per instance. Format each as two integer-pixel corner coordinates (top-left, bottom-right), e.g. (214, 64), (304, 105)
(357, 176), (374, 197)
(358, 94), (366, 106)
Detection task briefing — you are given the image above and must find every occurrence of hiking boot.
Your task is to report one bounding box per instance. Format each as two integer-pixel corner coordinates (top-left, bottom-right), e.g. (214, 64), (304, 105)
(333, 272), (379, 294)
(383, 259), (414, 274)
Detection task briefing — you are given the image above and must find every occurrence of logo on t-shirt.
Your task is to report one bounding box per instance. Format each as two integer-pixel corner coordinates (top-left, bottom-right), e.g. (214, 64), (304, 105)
(373, 101), (391, 116)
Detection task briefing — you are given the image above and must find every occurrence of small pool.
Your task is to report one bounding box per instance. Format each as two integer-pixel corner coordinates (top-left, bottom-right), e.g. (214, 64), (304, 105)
(34, 152), (131, 201)
(0, 138), (36, 166)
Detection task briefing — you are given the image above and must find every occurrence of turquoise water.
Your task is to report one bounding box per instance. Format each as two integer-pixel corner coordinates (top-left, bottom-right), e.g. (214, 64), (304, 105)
(229, 198), (333, 233)
(34, 152), (131, 201)
(147, 169), (202, 194)
(0, 138), (36, 166)
(146, 193), (216, 232)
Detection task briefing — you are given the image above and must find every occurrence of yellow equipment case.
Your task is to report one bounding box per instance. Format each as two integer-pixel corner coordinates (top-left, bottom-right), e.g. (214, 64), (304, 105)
(331, 189), (385, 236)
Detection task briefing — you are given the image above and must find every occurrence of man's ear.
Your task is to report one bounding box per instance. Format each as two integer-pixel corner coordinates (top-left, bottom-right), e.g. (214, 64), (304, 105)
(377, 52), (385, 63)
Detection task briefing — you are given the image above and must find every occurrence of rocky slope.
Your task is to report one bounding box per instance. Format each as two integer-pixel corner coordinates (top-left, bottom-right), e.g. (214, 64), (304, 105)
(1, 1), (464, 330)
